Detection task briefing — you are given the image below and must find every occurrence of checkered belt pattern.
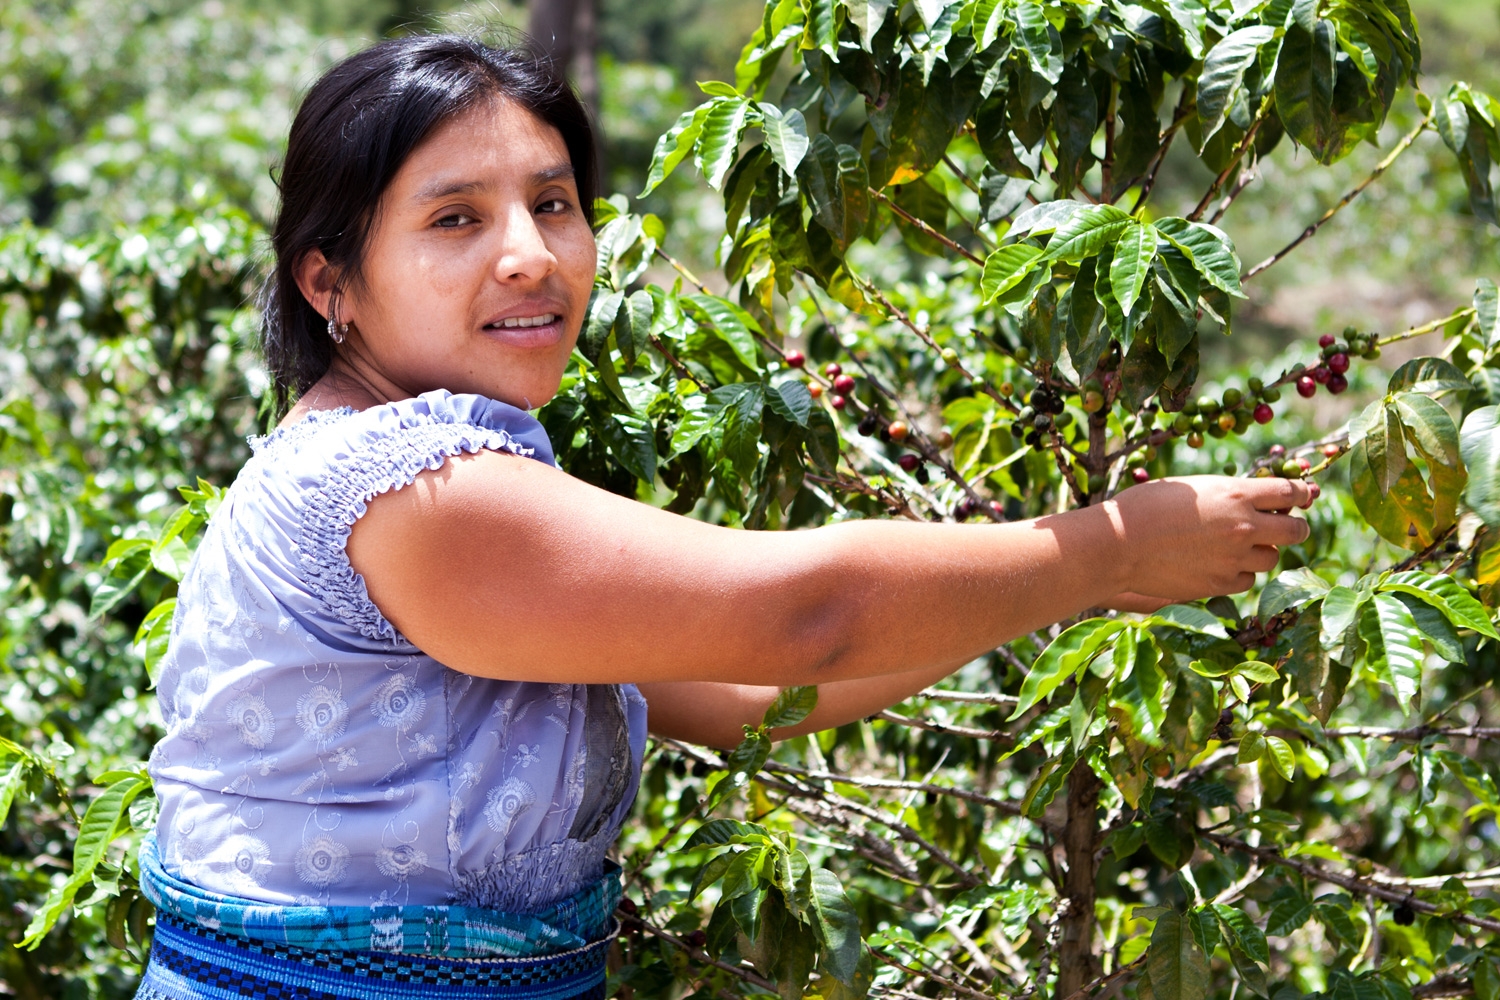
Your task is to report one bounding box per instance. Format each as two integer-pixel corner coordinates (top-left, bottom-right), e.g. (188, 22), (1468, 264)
(135, 912), (613, 1000)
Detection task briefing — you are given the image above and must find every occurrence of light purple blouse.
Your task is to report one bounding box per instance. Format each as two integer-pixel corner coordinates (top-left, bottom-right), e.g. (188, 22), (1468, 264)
(149, 390), (647, 911)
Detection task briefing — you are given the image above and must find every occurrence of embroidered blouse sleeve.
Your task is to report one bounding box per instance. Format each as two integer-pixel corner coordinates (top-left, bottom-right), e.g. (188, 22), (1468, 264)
(286, 390), (557, 648)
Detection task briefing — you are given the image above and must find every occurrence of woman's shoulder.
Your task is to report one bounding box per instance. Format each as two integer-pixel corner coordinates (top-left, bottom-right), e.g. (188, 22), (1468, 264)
(251, 389), (556, 471)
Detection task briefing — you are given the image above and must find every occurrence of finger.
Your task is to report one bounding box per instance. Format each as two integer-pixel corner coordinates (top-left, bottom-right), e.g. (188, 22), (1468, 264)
(1245, 476), (1313, 512)
(1255, 510), (1310, 546)
(1222, 571), (1257, 595)
(1102, 592), (1174, 614)
(1248, 544), (1281, 574)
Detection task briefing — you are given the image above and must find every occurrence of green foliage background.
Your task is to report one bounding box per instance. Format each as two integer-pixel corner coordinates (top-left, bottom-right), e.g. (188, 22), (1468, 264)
(3, 2), (1500, 1000)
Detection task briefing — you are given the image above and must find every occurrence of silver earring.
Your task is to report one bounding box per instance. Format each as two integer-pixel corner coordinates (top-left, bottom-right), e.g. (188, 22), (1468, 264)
(327, 314), (347, 344)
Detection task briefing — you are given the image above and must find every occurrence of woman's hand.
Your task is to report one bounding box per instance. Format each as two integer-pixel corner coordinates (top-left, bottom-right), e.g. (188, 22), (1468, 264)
(1100, 475), (1313, 603)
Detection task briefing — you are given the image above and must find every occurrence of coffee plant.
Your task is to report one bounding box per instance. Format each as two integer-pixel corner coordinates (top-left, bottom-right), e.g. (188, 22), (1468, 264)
(5, 2), (1500, 1000)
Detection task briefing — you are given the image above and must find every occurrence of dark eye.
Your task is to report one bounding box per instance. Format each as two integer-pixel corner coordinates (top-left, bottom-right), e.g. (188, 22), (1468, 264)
(537, 198), (570, 215)
(435, 213), (476, 228)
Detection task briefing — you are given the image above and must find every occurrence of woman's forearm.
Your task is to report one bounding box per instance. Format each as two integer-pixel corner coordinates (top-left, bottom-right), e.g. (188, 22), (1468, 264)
(640, 660), (964, 750)
(789, 505), (1130, 685)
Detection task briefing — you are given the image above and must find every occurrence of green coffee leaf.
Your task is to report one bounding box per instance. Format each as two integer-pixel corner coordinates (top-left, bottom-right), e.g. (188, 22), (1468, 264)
(1153, 218), (1245, 298)
(20, 773), (150, 948)
(1320, 587), (1364, 653)
(1110, 221), (1157, 316)
(1476, 277), (1499, 353)
(1259, 567), (1332, 618)
(762, 685), (818, 728)
(1237, 660), (1280, 684)
(1263, 735), (1296, 781)
(90, 537), (153, 620)
(1381, 571), (1499, 638)
(1198, 26), (1278, 146)
(760, 103), (810, 176)
(764, 378), (810, 428)
(1359, 593), (1425, 711)
(1147, 604), (1230, 638)
(1387, 357), (1472, 395)
(685, 819), (773, 850)
(1461, 405), (1500, 528)
(1238, 732), (1266, 764)
(1266, 887), (1314, 936)
(846, 0), (895, 49)
(810, 867), (863, 984)
(689, 850), (736, 900)
(685, 294), (762, 370)
(1393, 592), (1463, 662)
(642, 104), (711, 196)
(1144, 911), (1210, 1000)
(1010, 618), (1129, 718)
(1043, 204), (1133, 262)
(1011, 1), (1063, 83)
(980, 244), (1045, 304)
(694, 98), (755, 191)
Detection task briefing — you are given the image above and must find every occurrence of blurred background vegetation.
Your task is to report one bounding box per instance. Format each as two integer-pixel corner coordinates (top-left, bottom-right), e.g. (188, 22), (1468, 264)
(4, 0), (1498, 351)
(1, 1), (1497, 996)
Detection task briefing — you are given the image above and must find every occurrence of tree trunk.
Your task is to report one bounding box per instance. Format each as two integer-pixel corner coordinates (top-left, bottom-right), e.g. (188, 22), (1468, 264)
(528, 0), (581, 70)
(527, 0), (603, 179)
(1056, 763), (1102, 998)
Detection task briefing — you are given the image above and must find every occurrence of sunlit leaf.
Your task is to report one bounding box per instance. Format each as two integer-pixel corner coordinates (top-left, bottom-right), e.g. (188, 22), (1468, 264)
(1198, 26), (1278, 146)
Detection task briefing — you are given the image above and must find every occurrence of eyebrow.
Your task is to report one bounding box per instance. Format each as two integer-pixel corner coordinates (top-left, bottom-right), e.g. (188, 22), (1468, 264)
(412, 163), (577, 203)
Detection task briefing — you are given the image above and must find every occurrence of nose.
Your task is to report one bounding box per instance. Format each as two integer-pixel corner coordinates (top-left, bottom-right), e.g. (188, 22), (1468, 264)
(491, 206), (558, 283)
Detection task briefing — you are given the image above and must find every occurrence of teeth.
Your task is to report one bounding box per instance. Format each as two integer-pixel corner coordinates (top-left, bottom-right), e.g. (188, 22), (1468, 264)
(494, 313), (559, 329)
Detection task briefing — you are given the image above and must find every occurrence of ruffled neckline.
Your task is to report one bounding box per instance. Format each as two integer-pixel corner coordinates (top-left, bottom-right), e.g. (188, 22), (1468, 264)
(249, 406), (356, 454)
(246, 390), (556, 468)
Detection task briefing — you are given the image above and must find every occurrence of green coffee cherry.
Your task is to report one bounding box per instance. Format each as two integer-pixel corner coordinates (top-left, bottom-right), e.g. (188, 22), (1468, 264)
(1222, 388), (1243, 409)
(1086, 473), (1107, 494)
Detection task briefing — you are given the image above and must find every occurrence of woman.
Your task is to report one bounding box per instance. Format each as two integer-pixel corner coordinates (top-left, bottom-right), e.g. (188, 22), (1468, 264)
(136, 33), (1312, 1000)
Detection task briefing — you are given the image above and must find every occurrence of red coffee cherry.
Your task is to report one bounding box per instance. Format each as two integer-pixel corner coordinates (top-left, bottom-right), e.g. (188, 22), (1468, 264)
(830, 394), (847, 410)
(1296, 376), (1317, 398)
(1132, 467), (1151, 484)
(1269, 444), (1286, 458)
(833, 374), (856, 394)
(1328, 352), (1350, 374)
(1327, 373), (1349, 394)
(1253, 403), (1274, 424)
(1319, 334), (1336, 348)
(1312, 365), (1331, 384)
(897, 454), (922, 473)
(824, 362), (842, 377)
(784, 350), (806, 368)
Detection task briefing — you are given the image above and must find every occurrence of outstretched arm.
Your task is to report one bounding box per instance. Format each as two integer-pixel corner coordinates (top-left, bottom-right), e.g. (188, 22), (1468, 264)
(348, 450), (1312, 688)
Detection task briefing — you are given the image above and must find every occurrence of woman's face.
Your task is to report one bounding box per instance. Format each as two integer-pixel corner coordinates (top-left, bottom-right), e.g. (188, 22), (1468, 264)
(327, 98), (596, 410)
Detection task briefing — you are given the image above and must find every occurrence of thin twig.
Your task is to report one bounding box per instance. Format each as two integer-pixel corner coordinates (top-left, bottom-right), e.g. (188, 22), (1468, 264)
(1242, 112), (1433, 280)
(869, 187), (986, 265)
(1188, 99), (1270, 221)
(1204, 832), (1500, 934)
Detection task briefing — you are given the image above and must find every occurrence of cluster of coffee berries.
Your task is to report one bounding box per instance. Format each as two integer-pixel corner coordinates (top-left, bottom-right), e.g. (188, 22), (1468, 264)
(1010, 386), (1073, 448)
(1294, 329), (1378, 398)
(1167, 382), (1280, 449)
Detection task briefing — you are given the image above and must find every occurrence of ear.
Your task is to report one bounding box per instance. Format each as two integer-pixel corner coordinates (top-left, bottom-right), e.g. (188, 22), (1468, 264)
(293, 249), (340, 321)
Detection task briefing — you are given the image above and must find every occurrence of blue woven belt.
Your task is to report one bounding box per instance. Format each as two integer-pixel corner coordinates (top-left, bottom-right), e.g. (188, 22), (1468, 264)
(135, 834), (618, 1000)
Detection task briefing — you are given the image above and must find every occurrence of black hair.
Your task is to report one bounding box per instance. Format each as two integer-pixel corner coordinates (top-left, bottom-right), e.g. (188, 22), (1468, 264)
(261, 34), (597, 416)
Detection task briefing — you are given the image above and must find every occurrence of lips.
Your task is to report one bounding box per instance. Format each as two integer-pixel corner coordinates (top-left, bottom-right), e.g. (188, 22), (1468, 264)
(479, 306), (567, 349)
(485, 313), (561, 330)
